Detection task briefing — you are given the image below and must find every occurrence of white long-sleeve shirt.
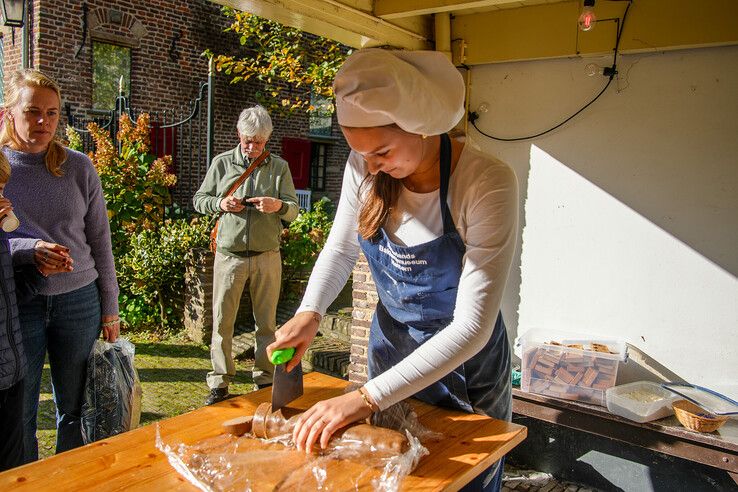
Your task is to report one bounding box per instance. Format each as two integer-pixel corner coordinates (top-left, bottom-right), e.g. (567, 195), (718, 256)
(298, 142), (519, 410)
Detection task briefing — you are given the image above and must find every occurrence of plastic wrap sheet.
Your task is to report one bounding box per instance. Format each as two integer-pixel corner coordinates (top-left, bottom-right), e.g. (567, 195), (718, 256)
(81, 338), (143, 443)
(156, 398), (440, 492)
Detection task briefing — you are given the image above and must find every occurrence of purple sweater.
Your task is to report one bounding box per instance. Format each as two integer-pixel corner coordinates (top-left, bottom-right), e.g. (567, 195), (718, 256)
(3, 146), (119, 316)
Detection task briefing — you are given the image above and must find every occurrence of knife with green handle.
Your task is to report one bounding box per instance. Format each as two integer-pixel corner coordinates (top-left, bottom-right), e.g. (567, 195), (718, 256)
(270, 347), (302, 411)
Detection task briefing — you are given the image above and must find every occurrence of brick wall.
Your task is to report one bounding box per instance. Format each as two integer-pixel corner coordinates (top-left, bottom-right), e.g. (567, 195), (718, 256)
(348, 253), (377, 383)
(1, 0), (349, 203)
(1, 0), (359, 357)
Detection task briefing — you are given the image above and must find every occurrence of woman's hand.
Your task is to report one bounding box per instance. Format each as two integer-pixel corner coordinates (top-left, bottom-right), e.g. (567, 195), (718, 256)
(267, 311), (321, 373)
(245, 196), (282, 214)
(292, 391), (374, 452)
(101, 315), (120, 342)
(0, 195), (13, 227)
(34, 241), (73, 277)
(220, 196), (245, 213)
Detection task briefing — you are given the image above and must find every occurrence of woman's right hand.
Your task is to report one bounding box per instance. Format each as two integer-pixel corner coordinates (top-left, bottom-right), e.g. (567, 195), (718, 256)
(34, 241), (73, 276)
(0, 195), (13, 228)
(0, 195), (12, 212)
(267, 311), (322, 372)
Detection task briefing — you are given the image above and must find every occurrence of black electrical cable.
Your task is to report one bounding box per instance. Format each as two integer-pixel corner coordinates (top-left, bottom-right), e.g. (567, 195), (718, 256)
(470, 0), (632, 142)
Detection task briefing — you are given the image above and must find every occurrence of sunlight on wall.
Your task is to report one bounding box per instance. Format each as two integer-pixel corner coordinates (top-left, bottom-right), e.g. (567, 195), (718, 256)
(518, 145), (738, 399)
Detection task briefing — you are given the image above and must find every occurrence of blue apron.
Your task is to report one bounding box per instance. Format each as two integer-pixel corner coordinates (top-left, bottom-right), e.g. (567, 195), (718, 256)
(359, 134), (511, 491)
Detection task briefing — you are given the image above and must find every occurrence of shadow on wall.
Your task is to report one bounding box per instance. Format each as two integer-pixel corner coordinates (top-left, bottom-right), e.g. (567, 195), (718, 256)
(514, 143), (736, 398)
(472, 46), (738, 280)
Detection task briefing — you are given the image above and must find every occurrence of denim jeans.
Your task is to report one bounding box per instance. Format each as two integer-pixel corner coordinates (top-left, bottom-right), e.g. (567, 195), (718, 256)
(0, 380), (24, 471)
(18, 281), (101, 462)
(461, 457), (505, 492)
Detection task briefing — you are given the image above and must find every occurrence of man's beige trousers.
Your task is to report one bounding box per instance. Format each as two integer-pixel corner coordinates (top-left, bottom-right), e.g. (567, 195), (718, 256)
(207, 250), (281, 389)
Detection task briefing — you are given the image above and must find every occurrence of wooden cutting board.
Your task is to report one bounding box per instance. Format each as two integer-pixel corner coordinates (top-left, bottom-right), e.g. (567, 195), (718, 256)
(0, 372), (526, 491)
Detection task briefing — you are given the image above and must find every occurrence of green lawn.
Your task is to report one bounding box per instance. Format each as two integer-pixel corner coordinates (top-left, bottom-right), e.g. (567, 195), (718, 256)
(37, 332), (258, 460)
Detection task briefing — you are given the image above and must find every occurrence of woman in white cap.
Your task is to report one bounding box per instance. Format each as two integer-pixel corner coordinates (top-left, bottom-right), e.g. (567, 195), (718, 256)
(268, 48), (518, 491)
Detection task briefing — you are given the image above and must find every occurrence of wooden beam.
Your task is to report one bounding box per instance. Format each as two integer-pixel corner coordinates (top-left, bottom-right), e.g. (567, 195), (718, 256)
(211, 0), (432, 49)
(374, 0), (525, 19)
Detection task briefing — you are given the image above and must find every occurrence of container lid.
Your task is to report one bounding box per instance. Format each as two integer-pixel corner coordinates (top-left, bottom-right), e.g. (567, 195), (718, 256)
(662, 383), (738, 416)
(514, 328), (628, 362)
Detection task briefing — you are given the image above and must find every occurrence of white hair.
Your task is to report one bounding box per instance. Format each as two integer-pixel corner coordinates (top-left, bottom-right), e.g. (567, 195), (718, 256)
(236, 105), (273, 140)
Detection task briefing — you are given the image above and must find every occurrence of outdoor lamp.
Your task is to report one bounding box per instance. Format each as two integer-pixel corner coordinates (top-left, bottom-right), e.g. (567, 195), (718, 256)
(578, 0), (596, 32)
(1, 0), (26, 28)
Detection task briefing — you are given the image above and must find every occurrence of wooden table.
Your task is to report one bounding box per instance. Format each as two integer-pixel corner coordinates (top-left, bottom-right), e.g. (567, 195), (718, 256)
(512, 387), (738, 479)
(1, 373), (526, 491)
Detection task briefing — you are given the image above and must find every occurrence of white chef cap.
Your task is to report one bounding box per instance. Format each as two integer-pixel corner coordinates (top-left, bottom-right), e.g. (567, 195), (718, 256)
(333, 49), (465, 136)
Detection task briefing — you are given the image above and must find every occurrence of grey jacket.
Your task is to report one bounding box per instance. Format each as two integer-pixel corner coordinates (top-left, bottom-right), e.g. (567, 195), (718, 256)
(193, 146), (299, 255)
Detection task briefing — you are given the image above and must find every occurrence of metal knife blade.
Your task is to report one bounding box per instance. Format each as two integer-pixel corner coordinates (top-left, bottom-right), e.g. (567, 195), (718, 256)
(271, 361), (303, 411)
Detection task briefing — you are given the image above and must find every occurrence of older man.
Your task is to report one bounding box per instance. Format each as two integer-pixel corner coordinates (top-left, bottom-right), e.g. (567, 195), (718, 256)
(194, 105), (298, 405)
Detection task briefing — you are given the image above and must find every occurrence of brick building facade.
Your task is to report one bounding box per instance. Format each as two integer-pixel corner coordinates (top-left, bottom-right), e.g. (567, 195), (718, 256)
(1, 0), (373, 381)
(0, 0), (350, 207)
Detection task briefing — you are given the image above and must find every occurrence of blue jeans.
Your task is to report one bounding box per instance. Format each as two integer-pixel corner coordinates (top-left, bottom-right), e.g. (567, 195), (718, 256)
(18, 282), (101, 462)
(461, 457), (505, 492)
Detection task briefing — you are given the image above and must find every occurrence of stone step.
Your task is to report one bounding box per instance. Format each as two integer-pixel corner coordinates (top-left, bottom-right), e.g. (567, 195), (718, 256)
(303, 336), (350, 379)
(233, 331), (350, 380)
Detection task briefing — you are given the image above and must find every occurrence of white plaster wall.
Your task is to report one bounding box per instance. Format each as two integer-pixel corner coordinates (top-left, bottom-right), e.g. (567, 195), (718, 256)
(468, 45), (738, 399)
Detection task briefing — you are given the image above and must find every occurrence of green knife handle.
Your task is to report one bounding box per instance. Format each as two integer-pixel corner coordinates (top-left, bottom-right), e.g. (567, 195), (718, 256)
(270, 347), (295, 365)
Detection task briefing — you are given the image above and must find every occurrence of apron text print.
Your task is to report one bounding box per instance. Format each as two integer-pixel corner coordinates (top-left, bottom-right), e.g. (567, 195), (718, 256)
(379, 243), (428, 272)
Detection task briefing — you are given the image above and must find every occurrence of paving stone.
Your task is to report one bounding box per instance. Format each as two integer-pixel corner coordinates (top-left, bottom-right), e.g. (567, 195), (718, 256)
(539, 481), (558, 492)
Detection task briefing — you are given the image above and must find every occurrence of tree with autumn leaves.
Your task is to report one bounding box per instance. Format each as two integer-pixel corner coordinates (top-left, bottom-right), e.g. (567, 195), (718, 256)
(205, 8), (350, 115)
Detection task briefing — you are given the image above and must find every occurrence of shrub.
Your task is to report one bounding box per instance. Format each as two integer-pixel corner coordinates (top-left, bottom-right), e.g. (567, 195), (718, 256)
(87, 113), (176, 254)
(69, 116), (210, 332)
(117, 216), (212, 330)
(280, 197), (334, 299)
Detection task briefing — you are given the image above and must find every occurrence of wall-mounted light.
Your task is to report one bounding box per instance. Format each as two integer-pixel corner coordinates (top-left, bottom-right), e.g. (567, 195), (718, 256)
(1, 0), (26, 28)
(578, 0), (596, 32)
(468, 102), (490, 124)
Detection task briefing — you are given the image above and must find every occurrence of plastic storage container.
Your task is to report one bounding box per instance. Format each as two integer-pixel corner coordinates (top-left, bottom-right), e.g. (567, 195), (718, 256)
(517, 329), (628, 406)
(606, 381), (677, 423)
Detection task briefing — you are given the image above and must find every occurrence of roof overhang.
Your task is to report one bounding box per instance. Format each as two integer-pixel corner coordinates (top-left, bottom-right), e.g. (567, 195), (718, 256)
(211, 0), (738, 65)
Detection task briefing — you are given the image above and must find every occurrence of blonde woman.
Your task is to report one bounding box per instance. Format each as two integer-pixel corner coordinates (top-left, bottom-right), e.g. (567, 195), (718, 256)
(1, 69), (119, 462)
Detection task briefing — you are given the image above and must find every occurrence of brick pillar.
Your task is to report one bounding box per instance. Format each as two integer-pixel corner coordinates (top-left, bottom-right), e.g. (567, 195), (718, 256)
(184, 248), (214, 344)
(183, 247), (254, 344)
(349, 252), (378, 383)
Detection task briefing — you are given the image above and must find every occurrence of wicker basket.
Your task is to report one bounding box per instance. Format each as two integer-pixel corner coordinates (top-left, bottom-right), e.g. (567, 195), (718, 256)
(672, 400), (728, 433)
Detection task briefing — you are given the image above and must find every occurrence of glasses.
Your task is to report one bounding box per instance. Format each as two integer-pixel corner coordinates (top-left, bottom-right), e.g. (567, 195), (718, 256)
(242, 138), (267, 146)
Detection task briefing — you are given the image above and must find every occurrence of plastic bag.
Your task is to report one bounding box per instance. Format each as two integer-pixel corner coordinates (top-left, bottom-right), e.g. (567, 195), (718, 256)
(156, 382), (442, 491)
(81, 338), (143, 444)
(156, 425), (427, 492)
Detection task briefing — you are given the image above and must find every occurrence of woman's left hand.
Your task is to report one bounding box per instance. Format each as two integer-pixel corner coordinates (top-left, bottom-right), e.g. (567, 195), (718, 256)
(101, 315), (120, 342)
(292, 390), (374, 452)
(245, 196), (282, 213)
